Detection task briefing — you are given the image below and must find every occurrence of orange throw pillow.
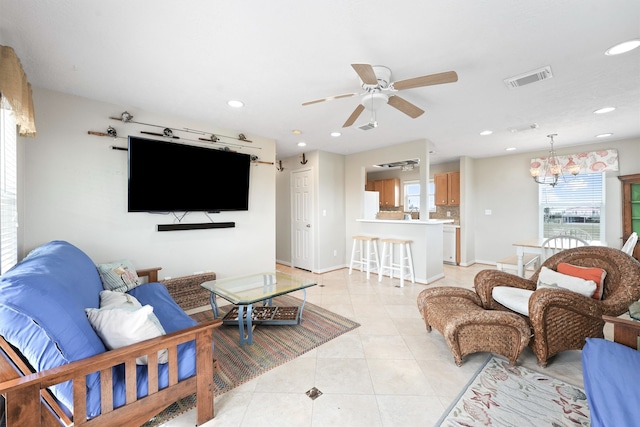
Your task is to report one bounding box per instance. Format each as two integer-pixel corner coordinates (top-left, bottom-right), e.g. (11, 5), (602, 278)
(557, 263), (607, 300)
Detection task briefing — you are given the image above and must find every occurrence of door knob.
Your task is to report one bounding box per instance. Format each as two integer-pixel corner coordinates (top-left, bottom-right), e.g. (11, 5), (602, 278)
(306, 224), (311, 228)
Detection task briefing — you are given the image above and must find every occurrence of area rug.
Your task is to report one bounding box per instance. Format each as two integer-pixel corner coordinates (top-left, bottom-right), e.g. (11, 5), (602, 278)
(435, 356), (590, 427)
(144, 295), (360, 426)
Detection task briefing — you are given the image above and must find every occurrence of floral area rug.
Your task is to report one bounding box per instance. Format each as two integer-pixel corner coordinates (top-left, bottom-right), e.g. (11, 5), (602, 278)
(435, 356), (590, 427)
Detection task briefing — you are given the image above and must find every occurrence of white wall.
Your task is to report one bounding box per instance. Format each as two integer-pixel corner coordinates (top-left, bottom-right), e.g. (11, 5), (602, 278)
(470, 137), (640, 265)
(275, 150), (346, 273)
(20, 88), (276, 279)
(317, 151), (345, 272)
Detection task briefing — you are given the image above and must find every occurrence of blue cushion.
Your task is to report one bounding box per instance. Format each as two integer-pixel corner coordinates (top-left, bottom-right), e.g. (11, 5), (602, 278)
(129, 282), (197, 333)
(0, 241), (203, 419)
(582, 338), (640, 427)
(0, 240), (106, 414)
(90, 283), (200, 412)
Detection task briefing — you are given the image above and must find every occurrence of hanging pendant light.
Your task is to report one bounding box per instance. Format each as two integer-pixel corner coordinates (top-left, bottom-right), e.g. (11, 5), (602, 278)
(530, 134), (580, 187)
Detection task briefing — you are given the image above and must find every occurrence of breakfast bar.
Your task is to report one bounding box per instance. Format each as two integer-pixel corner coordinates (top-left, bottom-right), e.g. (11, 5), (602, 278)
(356, 218), (453, 284)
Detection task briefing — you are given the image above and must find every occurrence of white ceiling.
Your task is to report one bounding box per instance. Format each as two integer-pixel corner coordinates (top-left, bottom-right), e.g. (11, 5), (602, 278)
(1, 0), (639, 164)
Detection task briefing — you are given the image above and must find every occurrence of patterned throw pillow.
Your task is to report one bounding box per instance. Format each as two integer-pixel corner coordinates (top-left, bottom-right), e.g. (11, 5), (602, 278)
(557, 263), (607, 300)
(96, 260), (140, 292)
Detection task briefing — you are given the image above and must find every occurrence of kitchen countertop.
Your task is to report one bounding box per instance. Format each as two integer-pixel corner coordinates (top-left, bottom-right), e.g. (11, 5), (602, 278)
(356, 219), (455, 225)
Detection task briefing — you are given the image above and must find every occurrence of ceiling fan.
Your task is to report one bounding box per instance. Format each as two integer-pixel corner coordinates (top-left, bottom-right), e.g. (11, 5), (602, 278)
(302, 64), (458, 128)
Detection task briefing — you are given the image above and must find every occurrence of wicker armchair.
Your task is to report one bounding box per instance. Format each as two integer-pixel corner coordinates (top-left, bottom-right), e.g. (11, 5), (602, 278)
(475, 246), (640, 367)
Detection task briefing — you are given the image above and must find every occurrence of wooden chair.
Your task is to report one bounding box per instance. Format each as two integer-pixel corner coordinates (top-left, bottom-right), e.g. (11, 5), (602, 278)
(475, 246), (640, 367)
(540, 235), (589, 263)
(622, 232), (638, 256)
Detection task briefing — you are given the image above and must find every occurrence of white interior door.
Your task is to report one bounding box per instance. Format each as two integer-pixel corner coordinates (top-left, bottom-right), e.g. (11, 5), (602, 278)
(291, 168), (314, 271)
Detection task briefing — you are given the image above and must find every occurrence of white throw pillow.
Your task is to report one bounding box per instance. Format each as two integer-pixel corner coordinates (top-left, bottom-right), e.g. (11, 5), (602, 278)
(99, 290), (142, 309)
(85, 305), (168, 365)
(492, 287), (534, 316)
(537, 266), (597, 298)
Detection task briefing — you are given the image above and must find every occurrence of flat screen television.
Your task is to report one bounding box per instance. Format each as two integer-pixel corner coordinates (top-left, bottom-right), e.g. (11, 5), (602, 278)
(127, 136), (251, 212)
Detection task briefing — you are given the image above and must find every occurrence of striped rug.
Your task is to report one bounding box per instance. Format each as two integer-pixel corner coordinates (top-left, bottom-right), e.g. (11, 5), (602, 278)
(144, 295), (359, 425)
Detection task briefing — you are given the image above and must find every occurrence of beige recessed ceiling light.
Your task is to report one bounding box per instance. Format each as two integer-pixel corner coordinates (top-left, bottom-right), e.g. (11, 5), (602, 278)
(297, 142), (307, 147)
(596, 133), (613, 138)
(480, 130), (493, 136)
(292, 129), (302, 135)
(505, 147), (516, 151)
(593, 107), (616, 114)
(227, 100), (244, 108)
(330, 132), (341, 137)
(605, 39), (640, 55)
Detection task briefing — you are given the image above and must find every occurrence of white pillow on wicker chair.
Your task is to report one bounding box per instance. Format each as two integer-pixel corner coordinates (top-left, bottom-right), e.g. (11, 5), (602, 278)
(537, 267), (597, 298)
(492, 287), (534, 316)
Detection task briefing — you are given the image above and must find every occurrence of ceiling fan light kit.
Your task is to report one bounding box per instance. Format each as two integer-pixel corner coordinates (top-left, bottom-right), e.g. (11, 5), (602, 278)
(303, 63), (458, 128)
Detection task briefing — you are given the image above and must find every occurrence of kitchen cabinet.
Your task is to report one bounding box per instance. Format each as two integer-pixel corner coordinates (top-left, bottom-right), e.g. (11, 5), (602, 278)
(434, 171), (460, 206)
(619, 173), (640, 260)
(382, 178), (400, 207)
(443, 226), (460, 265)
(368, 178), (400, 207)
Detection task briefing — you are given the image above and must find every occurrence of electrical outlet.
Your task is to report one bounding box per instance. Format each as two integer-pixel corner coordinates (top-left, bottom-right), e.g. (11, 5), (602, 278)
(446, 211), (451, 217)
(333, 249), (337, 256)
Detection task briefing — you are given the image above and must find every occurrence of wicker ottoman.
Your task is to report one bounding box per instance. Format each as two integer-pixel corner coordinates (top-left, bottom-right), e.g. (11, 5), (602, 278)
(417, 287), (531, 366)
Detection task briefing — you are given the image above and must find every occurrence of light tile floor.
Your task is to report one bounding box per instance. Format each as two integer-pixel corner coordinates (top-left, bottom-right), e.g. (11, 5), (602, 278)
(165, 263), (609, 427)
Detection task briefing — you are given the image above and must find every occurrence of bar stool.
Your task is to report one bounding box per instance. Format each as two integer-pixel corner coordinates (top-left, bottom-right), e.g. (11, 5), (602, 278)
(349, 236), (380, 279)
(378, 238), (415, 287)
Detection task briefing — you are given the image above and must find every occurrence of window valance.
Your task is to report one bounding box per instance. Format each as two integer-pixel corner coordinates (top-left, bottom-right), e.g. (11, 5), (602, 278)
(0, 45), (36, 137)
(530, 148), (619, 176)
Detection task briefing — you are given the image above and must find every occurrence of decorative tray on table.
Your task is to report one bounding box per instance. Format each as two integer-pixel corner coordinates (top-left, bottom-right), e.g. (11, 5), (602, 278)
(222, 306), (300, 325)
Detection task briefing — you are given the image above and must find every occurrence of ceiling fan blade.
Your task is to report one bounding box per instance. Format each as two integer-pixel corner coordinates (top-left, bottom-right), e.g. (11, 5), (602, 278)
(388, 96), (425, 118)
(302, 93), (358, 106)
(343, 104), (365, 128)
(351, 64), (378, 85)
(392, 71), (458, 91)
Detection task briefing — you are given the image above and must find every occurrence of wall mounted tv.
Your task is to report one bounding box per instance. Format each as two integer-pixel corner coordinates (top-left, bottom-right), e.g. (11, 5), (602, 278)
(127, 136), (251, 212)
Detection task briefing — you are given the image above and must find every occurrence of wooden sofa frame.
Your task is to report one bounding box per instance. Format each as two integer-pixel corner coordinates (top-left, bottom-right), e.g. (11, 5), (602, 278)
(0, 267), (221, 427)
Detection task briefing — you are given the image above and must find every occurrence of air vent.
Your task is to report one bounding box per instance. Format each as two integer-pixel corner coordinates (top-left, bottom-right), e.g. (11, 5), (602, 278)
(504, 66), (553, 89)
(358, 122), (377, 131)
(509, 123), (539, 133)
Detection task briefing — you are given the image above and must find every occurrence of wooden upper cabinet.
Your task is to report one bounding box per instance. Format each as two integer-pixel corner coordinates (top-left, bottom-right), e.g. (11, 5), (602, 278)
(619, 173), (640, 260)
(369, 178), (400, 207)
(434, 172), (460, 206)
(382, 178), (400, 207)
(448, 171), (460, 205)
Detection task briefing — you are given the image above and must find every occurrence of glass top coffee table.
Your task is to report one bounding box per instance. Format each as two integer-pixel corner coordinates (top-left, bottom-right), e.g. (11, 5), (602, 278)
(200, 271), (317, 345)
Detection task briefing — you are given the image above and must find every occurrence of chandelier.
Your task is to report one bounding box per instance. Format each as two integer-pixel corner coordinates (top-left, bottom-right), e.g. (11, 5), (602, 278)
(529, 134), (580, 187)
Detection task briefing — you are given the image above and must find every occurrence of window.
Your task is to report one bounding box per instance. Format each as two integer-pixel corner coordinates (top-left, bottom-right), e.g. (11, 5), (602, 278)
(1, 105), (18, 274)
(404, 180), (420, 211)
(539, 173), (605, 241)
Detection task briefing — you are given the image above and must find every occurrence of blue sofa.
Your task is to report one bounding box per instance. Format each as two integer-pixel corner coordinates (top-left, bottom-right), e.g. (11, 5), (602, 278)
(582, 337), (640, 427)
(0, 240), (220, 426)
